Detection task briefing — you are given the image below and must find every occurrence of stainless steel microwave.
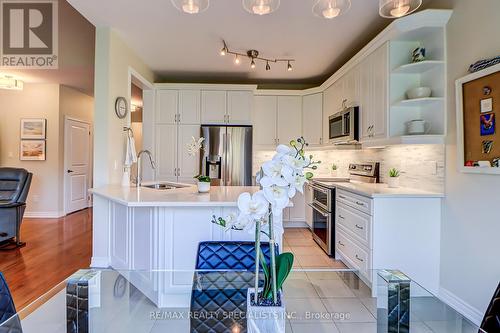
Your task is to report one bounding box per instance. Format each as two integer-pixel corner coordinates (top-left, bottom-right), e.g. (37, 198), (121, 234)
(328, 106), (359, 144)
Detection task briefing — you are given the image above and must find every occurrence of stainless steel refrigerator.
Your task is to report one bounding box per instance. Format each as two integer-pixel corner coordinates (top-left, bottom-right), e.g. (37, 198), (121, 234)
(200, 125), (253, 186)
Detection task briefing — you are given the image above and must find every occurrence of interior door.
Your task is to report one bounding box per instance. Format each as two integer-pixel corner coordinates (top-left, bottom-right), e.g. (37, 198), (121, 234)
(64, 118), (91, 214)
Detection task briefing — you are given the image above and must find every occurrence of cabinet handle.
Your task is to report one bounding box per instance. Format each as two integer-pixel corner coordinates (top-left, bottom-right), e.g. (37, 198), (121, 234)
(355, 201), (365, 206)
(177, 168), (180, 176)
(339, 195), (347, 199)
(338, 241), (345, 247)
(178, 114), (181, 123)
(320, 138), (323, 144)
(355, 224), (363, 230)
(338, 215), (345, 219)
(355, 255), (364, 262)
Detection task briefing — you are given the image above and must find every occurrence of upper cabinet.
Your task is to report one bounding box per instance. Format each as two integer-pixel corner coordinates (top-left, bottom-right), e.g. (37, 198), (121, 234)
(201, 90), (227, 124)
(359, 43), (389, 143)
(302, 93), (323, 145)
(179, 90), (201, 124)
(227, 91), (253, 125)
(156, 90), (178, 124)
(200, 90), (253, 125)
(277, 96), (302, 146)
(253, 96), (277, 146)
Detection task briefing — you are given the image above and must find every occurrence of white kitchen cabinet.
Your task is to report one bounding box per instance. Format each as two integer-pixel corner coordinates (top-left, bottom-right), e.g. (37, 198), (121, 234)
(227, 91), (253, 125)
(359, 43), (388, 142)
(253, 96), (277, 146)
(302, 93), (323, 145)
(277, 96), (302, 145)
(323, 81), (342, 144)
(343, 65), (360, 108)
(177, 125), (200, 184)
(288, 191), (305, 222)
(156, 124), (177, 181)
(179, 90), (201, 124)
(156, 90), (178, 124)
(201, 90), (227, 124)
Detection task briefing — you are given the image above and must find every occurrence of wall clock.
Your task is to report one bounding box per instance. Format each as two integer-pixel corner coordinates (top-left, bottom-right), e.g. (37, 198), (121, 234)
(115, 97), (128, 119)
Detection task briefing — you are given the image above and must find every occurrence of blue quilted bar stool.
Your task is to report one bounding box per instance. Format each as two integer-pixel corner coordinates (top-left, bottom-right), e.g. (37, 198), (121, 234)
(0, 272), (22, 332)
(190, 241), (278, 333)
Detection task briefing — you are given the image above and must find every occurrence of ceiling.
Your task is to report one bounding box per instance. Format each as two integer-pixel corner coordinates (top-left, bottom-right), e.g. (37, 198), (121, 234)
(67, 0), (399, 86)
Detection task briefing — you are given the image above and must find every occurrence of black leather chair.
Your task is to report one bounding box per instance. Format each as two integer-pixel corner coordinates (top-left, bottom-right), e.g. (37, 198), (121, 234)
(480, 282), (500, 332)
(0, 168), (32, 249)
(0, 272), (22, 332)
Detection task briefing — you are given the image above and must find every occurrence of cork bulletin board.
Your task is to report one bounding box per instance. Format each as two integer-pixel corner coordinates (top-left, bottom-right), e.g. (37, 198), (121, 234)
(458, 64), (500, 171)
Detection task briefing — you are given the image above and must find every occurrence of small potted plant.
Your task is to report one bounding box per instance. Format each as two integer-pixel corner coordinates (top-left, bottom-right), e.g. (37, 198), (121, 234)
(387, 168), (400, 188)
(194, 175), (211, 193)
(331, 163), (338, 177)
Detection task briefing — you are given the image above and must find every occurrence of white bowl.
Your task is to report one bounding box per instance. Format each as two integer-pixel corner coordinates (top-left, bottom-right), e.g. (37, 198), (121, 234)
(406, 87), (432, 99)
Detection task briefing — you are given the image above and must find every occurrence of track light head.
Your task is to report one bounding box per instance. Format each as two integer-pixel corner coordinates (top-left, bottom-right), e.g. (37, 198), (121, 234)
(287, 61), (293, 71)
(266, 61), (271, 71)
(250, 59), (256, 69)
(234, 55), (240, 65)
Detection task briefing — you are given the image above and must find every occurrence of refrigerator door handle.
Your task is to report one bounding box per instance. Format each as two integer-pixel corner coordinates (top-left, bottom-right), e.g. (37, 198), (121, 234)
(226, 130), (232, 186)
(221, 131), (227, 186)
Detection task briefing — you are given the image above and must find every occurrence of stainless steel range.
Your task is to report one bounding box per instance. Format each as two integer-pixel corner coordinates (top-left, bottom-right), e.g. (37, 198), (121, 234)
(308, 162), (379, 256)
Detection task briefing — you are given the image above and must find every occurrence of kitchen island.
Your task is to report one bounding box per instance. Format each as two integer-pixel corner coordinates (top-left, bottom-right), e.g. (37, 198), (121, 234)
(90, 184), (278, 307)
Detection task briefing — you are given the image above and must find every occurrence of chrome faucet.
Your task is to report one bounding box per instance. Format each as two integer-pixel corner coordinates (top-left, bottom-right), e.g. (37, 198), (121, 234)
(136, 150), (156, 187)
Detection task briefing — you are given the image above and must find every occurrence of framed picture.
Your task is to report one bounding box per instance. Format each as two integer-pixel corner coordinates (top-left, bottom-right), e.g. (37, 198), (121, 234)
(20, 140), (46, 161)
(20, 118), (46, 139)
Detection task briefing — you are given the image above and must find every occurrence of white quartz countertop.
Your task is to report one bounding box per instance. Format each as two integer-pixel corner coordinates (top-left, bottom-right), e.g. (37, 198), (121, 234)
(90, 184), (261, 207)
(312, 180), (444, 198)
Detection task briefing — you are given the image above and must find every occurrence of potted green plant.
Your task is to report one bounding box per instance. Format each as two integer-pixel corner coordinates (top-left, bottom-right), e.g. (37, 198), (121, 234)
(331, 163), (338, 176)
(388, 168), (400, 188)
(194, 175), (211, 193)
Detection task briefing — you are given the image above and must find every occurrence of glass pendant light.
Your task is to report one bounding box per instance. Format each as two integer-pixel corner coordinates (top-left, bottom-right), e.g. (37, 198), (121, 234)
(171, 0), (209, 14)
(379, 0), (422, 18)
(242, 0), (280, 16)
(312, 0), (351, 19)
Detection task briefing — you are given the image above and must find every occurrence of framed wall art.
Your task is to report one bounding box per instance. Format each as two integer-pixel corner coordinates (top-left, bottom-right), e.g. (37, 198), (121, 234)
(456, 62), (500, 174)
(20, 118), (46, 139)
(20, 140), (46, 161)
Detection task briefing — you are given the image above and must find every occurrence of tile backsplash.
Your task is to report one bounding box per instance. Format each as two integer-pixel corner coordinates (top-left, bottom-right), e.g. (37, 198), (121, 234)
(253, 144), (445, 193)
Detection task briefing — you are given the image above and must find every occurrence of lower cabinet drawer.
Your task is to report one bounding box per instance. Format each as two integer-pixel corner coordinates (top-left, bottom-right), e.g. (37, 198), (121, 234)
(336, 228), (371, 280)
(337, 189), (372, 215)
(337, 202), (371, 248)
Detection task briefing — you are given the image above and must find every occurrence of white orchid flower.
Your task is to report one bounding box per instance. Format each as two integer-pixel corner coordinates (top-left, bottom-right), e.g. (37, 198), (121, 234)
(186, 136), (205, 157)
(286, 173), (307, 198)
(272, 144), (294, 162)
(237, 191), (269, 221)
(282, 154), (309, 171)
(260, 160), (292, 187)
(263, 185), (290, 215)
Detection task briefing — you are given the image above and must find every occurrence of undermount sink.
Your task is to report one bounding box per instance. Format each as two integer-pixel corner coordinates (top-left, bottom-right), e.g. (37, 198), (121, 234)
(142, 183), (188, 190)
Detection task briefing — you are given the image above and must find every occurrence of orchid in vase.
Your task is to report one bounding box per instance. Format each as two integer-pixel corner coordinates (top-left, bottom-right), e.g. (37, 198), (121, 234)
(212, 137), (320, 306)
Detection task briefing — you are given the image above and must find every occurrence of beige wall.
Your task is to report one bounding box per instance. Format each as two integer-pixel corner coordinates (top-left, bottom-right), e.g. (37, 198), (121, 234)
(0, 83), (94, 217)
(93, 28), (154, 186)
(0, 84), (62, 216)
(437, 0), (500, 322)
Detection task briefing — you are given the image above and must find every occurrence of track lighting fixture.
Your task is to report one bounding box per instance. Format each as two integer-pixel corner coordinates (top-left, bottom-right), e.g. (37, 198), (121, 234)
(171, 0), (209, 14)
(379, 0), (422, 18)
(219, 40), (294, 72)
(242, 0), (280, 16)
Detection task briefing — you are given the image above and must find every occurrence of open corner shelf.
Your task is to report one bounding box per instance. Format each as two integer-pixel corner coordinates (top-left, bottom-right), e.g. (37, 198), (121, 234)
(392, 60), (445, 74)
(393, 97), (444, 107)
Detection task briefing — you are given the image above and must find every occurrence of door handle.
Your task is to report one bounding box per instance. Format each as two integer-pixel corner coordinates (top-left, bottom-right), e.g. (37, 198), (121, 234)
(355, 224), (364, 230)
(67, 170), (74, 173)
(355, 255), (364, 262)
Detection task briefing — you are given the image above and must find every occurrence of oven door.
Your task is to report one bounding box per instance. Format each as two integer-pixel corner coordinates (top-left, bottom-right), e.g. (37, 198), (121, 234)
(309, 203), (332, 255)
(312, 184), (331, 212)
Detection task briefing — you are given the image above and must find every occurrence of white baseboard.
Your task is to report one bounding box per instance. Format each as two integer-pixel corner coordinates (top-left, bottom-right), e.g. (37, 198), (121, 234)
(90, 257), (110, 268)
(439, 287), (483, 326)
(24, 211), (65, 218)
(283, 220), (309, 228)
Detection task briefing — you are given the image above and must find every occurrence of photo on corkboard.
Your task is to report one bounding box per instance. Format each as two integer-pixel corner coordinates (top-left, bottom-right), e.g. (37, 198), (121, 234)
(480, 113), (495, 136)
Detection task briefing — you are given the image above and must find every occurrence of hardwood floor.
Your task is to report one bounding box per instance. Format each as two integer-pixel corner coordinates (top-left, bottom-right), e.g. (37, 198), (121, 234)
(0, 208), (92, 310)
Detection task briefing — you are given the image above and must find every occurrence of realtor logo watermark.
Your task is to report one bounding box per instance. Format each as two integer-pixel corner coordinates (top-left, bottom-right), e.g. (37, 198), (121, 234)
(0, 0), (58, 68)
